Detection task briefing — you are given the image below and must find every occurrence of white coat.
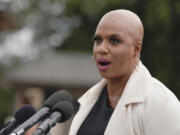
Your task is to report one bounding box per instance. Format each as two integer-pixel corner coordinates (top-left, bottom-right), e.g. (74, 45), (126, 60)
(69, 62), (180, 135)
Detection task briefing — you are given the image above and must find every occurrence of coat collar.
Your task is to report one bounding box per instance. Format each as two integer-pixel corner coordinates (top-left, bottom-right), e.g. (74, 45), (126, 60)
(78, 61), (151, 107)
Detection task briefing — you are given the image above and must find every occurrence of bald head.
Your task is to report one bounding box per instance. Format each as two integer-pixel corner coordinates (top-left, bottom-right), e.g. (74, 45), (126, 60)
(96, 9), (144, 45)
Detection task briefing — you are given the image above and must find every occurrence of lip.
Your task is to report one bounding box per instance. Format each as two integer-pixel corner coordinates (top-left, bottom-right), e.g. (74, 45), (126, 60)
(97, 58), (111, 71)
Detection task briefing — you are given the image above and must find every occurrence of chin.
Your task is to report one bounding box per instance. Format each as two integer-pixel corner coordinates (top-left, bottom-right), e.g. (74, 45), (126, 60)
(99, 72), (117, 80)
(100, 72), (126, 81)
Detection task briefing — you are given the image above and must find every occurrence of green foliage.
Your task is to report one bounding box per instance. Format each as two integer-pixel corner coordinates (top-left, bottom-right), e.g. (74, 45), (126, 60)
(0, 88), (14, 127)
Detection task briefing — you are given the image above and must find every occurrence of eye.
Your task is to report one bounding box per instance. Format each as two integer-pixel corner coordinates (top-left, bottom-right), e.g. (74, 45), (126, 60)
(92, 36), (102, 44)
(109, 37), (121, 45)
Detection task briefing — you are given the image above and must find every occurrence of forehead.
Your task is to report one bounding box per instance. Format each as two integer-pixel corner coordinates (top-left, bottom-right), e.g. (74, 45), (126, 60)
(95, 15), (132, 37)
(95, 12), (141, 40)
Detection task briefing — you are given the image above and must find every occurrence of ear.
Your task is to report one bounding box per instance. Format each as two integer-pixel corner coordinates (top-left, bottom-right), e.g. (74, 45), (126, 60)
(134, 41), (142, 55)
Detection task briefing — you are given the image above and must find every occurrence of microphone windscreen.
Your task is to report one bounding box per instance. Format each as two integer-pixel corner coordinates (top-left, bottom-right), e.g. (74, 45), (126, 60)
(43, 90), (72, 108)
(14, 105), (36, 124)
(52, 101), (73, 122)
(4, 105), (36, 134)
(72, 100), (80, 114)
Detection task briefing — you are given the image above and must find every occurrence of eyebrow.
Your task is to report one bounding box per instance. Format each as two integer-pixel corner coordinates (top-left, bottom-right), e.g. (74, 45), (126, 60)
(110, 34), (122, 37)
(92, 34), (100, 38)
(93, 33), (122, 38)
(92, 34), (101, 41)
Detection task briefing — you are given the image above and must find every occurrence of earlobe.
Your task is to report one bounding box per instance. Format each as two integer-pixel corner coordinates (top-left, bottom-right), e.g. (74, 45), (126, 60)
(135, 41), (142, 54)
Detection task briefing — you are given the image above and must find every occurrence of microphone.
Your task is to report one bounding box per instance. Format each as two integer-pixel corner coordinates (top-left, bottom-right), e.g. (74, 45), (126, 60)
(33, 101), (74, 135)
(72, 100), (80, 114)
(0, 105), (36, 135)
(11, 90), (72, 135)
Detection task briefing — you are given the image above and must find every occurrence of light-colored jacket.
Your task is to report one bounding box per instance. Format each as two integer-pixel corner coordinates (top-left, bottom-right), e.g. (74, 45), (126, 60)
(69, 62), (180, 135)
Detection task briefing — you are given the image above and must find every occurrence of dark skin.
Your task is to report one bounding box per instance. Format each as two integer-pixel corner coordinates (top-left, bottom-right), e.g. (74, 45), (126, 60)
(93, 10), (144, 108)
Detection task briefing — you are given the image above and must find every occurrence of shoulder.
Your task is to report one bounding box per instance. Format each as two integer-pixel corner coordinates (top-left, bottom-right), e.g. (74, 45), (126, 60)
(142, 77), (180, 134)
(145, 77), (179, 105)
(144, 76), (180, 115)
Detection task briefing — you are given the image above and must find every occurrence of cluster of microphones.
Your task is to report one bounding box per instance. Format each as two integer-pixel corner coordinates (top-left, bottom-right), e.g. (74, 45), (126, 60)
(0, 90), (79, 135)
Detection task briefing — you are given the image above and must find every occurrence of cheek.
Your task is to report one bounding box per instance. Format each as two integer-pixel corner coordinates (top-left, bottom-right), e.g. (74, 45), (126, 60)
(92, 46), (97, 59)
(113, 47), (135, 67)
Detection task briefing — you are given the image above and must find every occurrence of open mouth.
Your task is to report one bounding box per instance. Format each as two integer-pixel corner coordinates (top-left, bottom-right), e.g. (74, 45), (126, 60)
(99, 61), (111, 66)
(97, 59), (111, 70)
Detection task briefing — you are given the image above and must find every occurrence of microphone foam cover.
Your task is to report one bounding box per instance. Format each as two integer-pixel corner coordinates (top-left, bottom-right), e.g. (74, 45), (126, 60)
(72, 100), (80, 114)
(14, 105), (36, 124)
(43, 90), (72, 108)
(52, 101), (73, 122)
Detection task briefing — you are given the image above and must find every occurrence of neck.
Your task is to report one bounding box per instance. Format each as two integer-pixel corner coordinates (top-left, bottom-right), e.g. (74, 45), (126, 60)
(106, 70), (133, 108)
(107, 74), (130, 96)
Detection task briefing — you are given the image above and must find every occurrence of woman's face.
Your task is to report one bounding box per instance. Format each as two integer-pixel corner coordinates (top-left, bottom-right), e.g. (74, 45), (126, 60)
(93, 14), (140, 80)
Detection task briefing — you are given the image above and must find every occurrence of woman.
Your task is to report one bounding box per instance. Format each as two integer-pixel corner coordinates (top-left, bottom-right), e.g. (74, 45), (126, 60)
(69, 9), (180, 135)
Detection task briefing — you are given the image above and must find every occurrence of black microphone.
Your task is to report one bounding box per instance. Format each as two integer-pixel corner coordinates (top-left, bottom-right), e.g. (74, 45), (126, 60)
(11, 90), (72, 135)
(0, 105), (36, 135)
(33, 101), (74, 135)
(72, 100), (80, 114)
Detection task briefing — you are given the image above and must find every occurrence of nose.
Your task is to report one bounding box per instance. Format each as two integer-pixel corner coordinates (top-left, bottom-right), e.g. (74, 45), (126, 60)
(96, 41), (109, 55)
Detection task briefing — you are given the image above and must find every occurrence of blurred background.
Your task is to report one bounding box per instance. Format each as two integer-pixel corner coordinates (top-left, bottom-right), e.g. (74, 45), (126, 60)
(0, 0), (179, 132)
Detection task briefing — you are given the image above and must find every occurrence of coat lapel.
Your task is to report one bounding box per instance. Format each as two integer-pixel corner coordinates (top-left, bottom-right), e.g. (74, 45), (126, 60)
(68, 79), (107, 135)
(105, 61), (151, 135)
